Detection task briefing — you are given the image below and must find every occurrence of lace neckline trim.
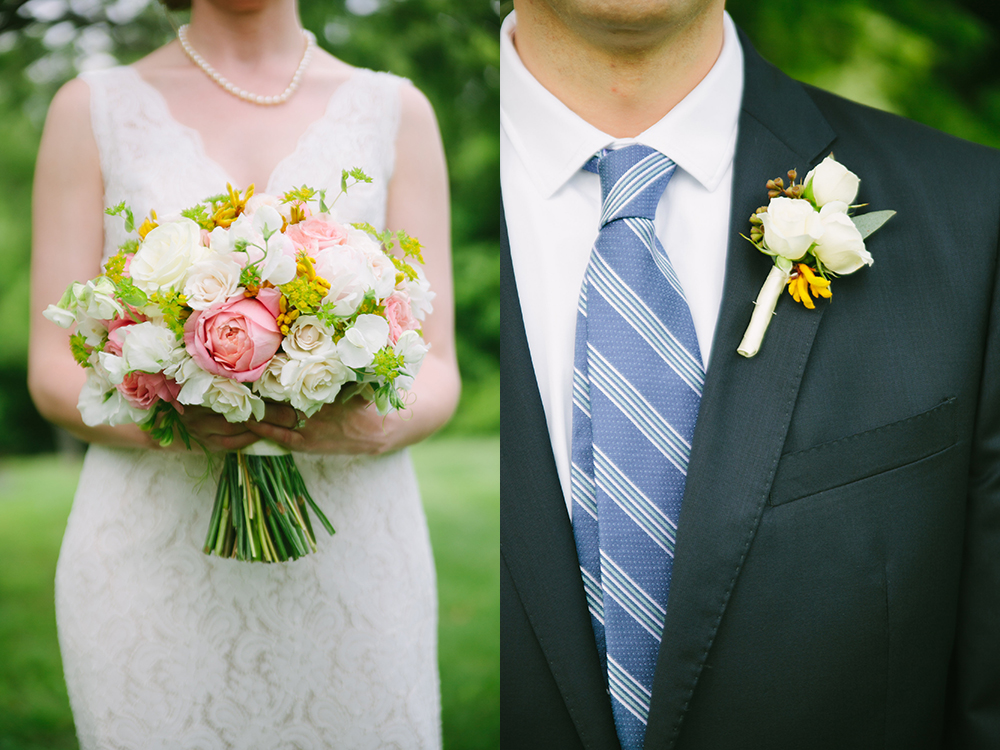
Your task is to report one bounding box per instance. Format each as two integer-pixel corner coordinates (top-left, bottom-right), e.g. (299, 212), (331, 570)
(119, 65), (366, 195)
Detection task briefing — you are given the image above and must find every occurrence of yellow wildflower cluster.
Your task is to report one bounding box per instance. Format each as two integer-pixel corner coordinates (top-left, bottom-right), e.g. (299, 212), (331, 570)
(138, 210), (159, 240)
(279, 254), (331, 325)
(788, 263), (831, 310)
(275, 294), (301, 336)
(213, 184), (255, 229)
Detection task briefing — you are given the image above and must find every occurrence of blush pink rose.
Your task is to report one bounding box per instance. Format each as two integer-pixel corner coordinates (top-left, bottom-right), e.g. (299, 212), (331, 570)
(384, 292), (419, 345)
(184, 288), (282, 382)
(117, 371), (183, 411)
(286, 216), (349, 254)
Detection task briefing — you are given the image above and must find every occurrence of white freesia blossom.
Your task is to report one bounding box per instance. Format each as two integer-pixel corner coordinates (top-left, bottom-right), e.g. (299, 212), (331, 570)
(78, 368), (144, 426)
(814, 202), (873, 274)
(244, 193), (290, 221)
(338, 314), (390, 369)
(78, 317), (107, 348)
(392, 330), (429, 390)
(43, 304), (76, 328)
(280, 357), (354, 416)
(202, 377), (266, 423)
(407, 265), (435, 321)
(228, 211), (297, 286)
(119, 322), (184, 373)
(316, 245), (376, 317)
(184, 257), (243, 310)
(254, 354), (292, 402)
(208, 225), (234, 256)
(805, 156), (860, 208)
(78, 277), (123, 320)
(97, 351), (128, 385)
(760, 197), (823, 261)
(130, 218), (206, 293)
(346, 228), (396, 300)
(282, 316), (338, 360)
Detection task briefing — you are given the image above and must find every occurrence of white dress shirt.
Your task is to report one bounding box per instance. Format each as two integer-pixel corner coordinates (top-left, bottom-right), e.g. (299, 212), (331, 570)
(501, 11), (745, 518)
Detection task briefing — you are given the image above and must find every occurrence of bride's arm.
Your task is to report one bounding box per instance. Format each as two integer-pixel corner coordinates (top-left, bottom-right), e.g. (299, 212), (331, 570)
(28, 79), (259, 453)
(249, 82), (461, 454)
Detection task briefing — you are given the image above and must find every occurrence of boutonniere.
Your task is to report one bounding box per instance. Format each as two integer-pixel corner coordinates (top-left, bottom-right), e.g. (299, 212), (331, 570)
(737, 155), (895, 357)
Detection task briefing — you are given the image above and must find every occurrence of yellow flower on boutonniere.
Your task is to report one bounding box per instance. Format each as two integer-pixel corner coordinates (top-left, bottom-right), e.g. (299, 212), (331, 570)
(737, 155), (896, 357)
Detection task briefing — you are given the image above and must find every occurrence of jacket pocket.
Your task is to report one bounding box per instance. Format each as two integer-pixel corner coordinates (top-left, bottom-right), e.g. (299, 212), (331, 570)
(769, 397), (957, 506)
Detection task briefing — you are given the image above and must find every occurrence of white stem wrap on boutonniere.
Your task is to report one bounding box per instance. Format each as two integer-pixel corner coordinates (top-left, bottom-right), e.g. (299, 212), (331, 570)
(737, 155), (896, 358)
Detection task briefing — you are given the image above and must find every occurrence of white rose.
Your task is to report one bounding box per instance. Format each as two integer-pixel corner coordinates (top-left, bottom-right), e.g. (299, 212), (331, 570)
(119, 321), (184, 373)
(814, 202), (873, 274)
(280, 357), (354, 416)
(203, 377), (265, 423)
(760, 197), (823, 261)
(804, 155), (860, 207)
(338, 314), (390, 369)
(184, 257), (243, 310)
(254, 354), (292, 401)
(130, 219), (205, 293)
(282, 316), (338, 360)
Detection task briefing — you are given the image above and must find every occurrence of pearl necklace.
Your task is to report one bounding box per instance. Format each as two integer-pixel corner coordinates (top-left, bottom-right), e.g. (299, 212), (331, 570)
(177, 24), (316, 106)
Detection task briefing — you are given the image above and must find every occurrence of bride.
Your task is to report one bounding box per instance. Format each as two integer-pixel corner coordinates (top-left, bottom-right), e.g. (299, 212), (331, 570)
(27, 0), (459, 746)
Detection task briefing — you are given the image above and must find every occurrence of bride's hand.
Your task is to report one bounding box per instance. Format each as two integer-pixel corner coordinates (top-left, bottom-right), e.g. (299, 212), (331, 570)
(247, 398), (396, 455)
(166, 405), (261, 453)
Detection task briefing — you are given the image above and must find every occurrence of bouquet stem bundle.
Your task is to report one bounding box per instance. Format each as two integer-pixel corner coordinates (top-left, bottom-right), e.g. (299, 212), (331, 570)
(204, 451), (336, 563)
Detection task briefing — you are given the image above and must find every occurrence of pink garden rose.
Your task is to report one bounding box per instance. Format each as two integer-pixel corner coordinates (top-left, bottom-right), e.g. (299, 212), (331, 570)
(184, 287), (282, 382)
(286, 215), (348, 254)
(383, 291), (419, 345)
(117, 371), (182, 411)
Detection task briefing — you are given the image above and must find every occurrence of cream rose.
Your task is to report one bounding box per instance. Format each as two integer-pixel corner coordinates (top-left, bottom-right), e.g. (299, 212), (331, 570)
(814, 202), (873, 274)
(760, 197), (824, 261)
(130, 218), (206, 294)
(184, 257), (244, 310)
(280, 357), (354, 416)
(282, 316), (338, 360)
(804, 156), (860, 208)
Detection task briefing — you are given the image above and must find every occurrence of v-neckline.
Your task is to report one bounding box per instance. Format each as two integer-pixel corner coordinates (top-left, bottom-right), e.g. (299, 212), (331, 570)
(124, 65), (362, 195)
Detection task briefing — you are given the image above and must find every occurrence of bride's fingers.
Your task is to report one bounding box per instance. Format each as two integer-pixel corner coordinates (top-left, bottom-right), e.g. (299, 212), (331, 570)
(260, 402), (300, 429)
(246, 419), (305, 450)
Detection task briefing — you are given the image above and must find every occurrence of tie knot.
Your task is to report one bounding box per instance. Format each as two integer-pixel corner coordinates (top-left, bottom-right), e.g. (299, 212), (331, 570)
(586, 144), (676, 227)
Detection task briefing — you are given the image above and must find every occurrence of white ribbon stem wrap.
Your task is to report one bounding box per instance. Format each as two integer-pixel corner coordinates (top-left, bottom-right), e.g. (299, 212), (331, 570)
(241, 439), (291, 457)
(737, 264), (791, 358)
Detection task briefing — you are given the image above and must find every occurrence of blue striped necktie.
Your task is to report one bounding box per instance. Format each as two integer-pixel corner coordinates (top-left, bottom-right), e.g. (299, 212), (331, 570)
(571, 144), (704, 750)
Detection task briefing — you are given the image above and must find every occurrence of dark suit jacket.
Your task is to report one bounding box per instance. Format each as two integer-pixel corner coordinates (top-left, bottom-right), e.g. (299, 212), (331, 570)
(501, 31), (1000, 750)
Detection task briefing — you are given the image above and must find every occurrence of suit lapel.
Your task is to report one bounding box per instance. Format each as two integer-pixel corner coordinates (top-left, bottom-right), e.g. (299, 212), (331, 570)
(500, 207), (623, 749)
(642, 35), (838, 748)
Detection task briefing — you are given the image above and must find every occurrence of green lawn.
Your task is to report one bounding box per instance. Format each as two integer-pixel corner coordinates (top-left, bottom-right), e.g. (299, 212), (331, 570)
(0, 436), (499, 750)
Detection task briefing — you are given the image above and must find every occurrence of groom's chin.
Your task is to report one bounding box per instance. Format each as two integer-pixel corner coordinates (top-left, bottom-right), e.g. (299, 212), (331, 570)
(526, 0), (724, 40)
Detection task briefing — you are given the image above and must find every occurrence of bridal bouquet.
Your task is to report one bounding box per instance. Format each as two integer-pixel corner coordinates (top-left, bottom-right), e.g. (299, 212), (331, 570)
(45, 173), (433, 563)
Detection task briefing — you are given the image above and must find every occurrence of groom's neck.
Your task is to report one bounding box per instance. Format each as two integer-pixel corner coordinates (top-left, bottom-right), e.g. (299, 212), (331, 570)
(512, 0), (726, 138)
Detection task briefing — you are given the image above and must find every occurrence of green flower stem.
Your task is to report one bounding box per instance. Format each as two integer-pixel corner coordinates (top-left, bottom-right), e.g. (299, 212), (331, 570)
(203, 451), (336, 563)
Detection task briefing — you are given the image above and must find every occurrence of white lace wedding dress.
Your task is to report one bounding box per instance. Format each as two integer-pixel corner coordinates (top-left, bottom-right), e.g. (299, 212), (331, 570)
(54, 66), (441, 750)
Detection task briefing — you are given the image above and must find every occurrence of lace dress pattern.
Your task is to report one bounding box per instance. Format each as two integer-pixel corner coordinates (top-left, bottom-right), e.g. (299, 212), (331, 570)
(54, 66), (441, 750)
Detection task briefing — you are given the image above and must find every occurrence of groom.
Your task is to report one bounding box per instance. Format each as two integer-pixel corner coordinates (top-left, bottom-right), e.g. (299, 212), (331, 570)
(500, 1), (1000, 749)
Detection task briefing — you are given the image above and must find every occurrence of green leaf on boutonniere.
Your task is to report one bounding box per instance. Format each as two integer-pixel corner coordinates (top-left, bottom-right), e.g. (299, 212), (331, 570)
(852, 210), (896, 240)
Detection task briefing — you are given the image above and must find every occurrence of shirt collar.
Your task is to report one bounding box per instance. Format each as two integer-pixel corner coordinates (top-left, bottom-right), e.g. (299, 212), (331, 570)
(500, 11), (744, 199)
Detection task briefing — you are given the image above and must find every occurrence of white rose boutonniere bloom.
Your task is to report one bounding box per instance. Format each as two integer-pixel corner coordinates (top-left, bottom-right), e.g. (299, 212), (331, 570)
(737, 156), (894, 358)
(804, 155), (861, 207)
